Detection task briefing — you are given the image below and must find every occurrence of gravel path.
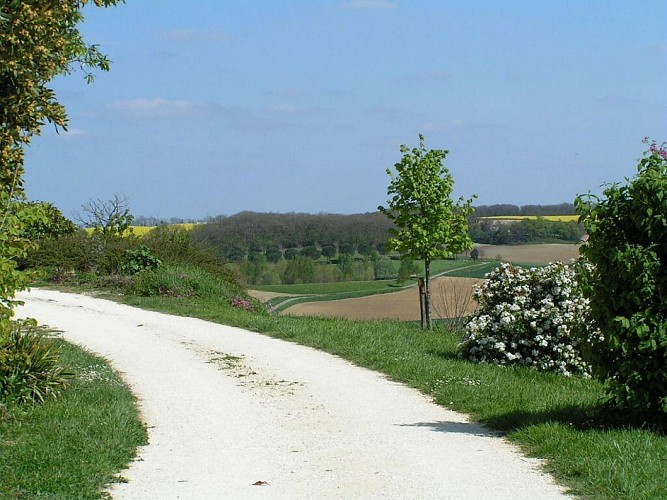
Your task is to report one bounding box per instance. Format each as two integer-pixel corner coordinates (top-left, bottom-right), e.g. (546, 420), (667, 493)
(17, 289), (569, 499)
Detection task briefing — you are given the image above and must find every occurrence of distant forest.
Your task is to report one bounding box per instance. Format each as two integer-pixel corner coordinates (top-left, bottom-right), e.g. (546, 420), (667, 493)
(187, 204), (582, 262)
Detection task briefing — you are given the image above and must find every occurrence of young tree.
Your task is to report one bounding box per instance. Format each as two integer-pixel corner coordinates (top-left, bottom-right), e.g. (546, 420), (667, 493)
(379, 134), (475, 329)
(0, 0), (122, 335)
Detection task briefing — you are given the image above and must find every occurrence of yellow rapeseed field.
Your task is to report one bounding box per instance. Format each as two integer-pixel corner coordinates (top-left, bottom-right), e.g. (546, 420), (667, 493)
(84, 223), (197, 237)
(480, 215), (579, 222)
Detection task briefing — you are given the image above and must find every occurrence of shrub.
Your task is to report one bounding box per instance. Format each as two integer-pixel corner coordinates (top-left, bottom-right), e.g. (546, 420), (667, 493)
(373, 254), (397, 280)
(282, 256), (315, 284)
(0, 321), (70, 405)
(576, 140), (667, 418)
(121, 245), (161, 275)
(397, 259), (417, 283)
(458, 262), (599, 377)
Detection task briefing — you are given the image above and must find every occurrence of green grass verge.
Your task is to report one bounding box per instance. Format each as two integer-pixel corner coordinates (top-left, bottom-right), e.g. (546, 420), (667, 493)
(115, 293), (666, 500)
(0, 334), (147, 499)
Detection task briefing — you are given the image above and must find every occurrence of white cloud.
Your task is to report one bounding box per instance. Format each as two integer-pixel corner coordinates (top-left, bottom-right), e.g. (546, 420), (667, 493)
(159, 29), (233, 43)
(339, 0), (397, 10)
(57, 127), (85, 138)
(266, 103), (302, 114)
(111, 97), (213, 119)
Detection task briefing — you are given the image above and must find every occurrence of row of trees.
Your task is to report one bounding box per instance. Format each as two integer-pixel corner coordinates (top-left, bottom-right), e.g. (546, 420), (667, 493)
(188, 211), (581, 263)
(471, 202), (576, 217)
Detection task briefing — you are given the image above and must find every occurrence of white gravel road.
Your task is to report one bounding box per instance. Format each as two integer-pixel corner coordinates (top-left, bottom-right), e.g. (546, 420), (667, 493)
(16, 289), (570, 499)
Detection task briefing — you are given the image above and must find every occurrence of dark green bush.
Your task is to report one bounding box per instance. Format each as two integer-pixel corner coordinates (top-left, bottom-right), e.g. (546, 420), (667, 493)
(121, 245), (161, 275)
(0, 321), (70, 405)
(576, 141), (667, 420)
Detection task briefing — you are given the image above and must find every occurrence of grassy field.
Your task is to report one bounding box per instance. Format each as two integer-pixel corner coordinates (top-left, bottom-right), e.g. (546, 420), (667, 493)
(0, 333), (147, 498)
(113, 292), (666, 499)
(252, 252), (565, 320)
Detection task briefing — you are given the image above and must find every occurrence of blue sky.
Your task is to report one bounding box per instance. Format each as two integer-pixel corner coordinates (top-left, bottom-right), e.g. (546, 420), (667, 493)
(23, 0), (667, 219)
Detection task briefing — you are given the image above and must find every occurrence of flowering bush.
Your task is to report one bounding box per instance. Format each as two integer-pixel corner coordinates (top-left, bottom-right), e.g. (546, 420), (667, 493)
(458, 261), (601, 377)
(230, 296), (254, 312)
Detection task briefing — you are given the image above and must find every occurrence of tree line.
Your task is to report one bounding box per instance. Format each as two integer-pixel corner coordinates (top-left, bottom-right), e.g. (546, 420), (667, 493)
(188, 204), (582, 262)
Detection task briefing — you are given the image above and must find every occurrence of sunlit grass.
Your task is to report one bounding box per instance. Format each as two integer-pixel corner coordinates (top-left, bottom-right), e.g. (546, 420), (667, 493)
(0, 334), (147, 498)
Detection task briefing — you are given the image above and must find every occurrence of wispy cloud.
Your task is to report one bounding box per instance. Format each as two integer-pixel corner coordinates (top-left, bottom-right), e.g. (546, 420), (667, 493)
(158, 29), (233, 43)
(266, 103), (302, 114)
(339, 0), (397, 11)
(57, 127), (85, 138)
(111, 97), (218, 119)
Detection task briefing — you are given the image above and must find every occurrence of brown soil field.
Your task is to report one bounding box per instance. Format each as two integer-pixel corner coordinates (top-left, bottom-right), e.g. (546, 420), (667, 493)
(282, 276), (484, 322)
(475, 243), (580, 264)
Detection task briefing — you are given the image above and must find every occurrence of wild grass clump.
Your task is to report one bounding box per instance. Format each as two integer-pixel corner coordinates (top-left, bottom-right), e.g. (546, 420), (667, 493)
(0, 338), (147, 498)
(0, 320), (70, 406)
(127, 264), (258, 310)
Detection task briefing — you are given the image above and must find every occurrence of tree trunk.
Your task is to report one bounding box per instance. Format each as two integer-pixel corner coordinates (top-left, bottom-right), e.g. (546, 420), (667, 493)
(424, 256), (432, 329)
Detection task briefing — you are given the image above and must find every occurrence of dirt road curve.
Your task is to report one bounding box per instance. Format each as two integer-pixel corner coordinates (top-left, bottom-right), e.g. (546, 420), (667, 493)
(17, 289), (569, 500)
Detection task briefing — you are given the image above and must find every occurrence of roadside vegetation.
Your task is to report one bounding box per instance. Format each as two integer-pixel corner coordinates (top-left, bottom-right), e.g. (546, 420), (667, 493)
(0, 330), (146, 498)
(14, 185), (662, 498)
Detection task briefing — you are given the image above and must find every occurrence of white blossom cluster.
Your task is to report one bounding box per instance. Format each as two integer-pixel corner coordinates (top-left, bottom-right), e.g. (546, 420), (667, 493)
(458, 261), (601, 377)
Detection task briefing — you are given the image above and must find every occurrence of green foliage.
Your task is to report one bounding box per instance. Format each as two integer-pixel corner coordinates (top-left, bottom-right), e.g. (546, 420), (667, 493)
(379, 134), (475, 328)
(19, 201), (76, 240)
(373, 254), (397, 280)
(468, 217), (582, 245)
(300, 245), (322, 260)
(129, 264), (242, 300)
(284, 247), (299, 260)
(265, 246), (283, 263)
(283, 256), (315, 284)
(0, 198), (42, 333)
(121, 245), (161, 275)
(0, 320), (69, 405)
(576, 141), (667, 420)
(470, 247), (480, 261)
(0, 340), (147, 498)
(143, 225), (224, 275)
(0, 0), (121, 339)
(379, 134), (475, 263)
(321, 244), (337, 261)
(397, 259), (417, 284)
